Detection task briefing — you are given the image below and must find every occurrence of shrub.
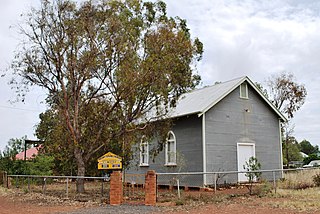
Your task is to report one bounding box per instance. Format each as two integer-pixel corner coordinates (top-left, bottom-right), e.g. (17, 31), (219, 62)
(244, 157), (262, 195)
(312, 173), (320, 187)
(175, 199), (184, 206)
(254, 180), (273, 197)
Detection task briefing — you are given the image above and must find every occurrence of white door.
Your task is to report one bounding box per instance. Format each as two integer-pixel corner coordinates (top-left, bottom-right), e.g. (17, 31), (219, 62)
(237, 143), (255, 182)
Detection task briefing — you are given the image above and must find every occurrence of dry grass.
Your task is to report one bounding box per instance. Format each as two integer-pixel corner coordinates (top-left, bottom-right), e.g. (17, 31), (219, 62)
(278, 168), (320, 189)
(268, 169), (320, 212)
(270, 188), (320, 212)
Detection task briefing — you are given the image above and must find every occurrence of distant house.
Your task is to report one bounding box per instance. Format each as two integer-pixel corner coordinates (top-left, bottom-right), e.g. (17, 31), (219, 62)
(15, 147), (39, 160)
(126, 76), (286, 187)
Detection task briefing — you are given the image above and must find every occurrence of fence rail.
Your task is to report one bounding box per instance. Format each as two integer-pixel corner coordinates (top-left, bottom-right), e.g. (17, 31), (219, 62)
(157, 167), (318, 193)
(4, 174), (110, 203)
(2, 167), (320, 204)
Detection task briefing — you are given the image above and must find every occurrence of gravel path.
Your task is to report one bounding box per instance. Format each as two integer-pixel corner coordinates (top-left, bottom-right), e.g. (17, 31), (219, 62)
(60, 204), (163, 214)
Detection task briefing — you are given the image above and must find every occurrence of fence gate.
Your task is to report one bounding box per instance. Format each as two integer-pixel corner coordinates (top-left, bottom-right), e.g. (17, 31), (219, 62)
(123, 173), (145, 204)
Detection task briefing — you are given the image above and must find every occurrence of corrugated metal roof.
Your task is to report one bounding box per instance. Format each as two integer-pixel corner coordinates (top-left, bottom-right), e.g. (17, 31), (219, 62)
(169, 76), (286, 121)
(169, 76), (246, 117)
(15, 147), (39, 160)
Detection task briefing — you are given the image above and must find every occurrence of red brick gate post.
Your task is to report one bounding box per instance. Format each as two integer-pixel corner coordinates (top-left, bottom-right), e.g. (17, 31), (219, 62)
(110, 171), (123, 205)
(145, 170), (157, 205)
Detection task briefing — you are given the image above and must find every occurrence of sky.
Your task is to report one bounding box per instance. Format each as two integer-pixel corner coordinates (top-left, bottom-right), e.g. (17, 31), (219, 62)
(0, 0), (319, 151)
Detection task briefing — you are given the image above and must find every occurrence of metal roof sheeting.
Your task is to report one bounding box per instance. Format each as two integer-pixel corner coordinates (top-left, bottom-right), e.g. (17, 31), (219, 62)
(168, 76), (286, 121)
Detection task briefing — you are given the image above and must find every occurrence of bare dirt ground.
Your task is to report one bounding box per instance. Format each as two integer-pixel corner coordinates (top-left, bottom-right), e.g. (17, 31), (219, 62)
(1, 187), (320, 214)
(0, 195), (81, 214)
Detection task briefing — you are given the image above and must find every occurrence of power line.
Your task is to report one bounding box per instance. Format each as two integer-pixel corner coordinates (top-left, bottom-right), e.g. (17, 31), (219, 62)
(0, 104), (44, 112)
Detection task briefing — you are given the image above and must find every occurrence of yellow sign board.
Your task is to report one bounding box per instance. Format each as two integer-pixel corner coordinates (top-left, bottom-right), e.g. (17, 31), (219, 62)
(97, 152), (122, 170)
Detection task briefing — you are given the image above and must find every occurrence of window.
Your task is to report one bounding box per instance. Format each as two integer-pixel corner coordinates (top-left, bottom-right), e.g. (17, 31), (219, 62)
(165, 131), (176, 166)
(139, 136), (149, 166)
(240, 83), (248, 99)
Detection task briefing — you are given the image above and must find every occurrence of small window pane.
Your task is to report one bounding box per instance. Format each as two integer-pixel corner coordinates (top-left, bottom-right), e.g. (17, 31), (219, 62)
(240, 83), (248, 98)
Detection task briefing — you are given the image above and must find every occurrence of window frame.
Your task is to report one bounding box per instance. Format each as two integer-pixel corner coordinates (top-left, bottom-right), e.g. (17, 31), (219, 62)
(240, 82), (249, 99)
(165, 131), (177, 166)
(139, 136), (149, 166)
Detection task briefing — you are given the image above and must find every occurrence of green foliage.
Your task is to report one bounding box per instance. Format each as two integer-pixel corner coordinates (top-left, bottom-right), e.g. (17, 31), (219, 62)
(267, 72), (307, 119)
(244, 157), (262, 195)
(11, 0), (202, 193)
(255, 82), (269, 98)
(26, 154), (54, 176)
(299, 140), (319, 155)
(244, 157), (262, 181)
(282, 139), (303, 166)
(1, 136), (29, 158)
(254, 180), (273, 197)
(303, 153), (319, 165)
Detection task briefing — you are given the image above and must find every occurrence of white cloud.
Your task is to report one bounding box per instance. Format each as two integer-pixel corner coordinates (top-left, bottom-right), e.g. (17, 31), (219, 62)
(0, 0), (320, 151)
(165, 0), (320, 145)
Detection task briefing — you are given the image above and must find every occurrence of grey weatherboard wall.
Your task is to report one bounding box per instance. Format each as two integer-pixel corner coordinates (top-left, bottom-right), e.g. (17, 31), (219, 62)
(126, 114), (204, 187)
(204, 82), (282, 185)
(126, 77), (283, 187)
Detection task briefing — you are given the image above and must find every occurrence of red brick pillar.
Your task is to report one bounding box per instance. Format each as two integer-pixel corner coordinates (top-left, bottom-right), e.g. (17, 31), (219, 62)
(110, 171), (123, 205)
(145, 170), (157, 206)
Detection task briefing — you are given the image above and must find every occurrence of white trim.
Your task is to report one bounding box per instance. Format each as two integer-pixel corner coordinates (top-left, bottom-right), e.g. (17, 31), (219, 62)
(198, 76), (287, 122)
(202, 113), (207, 186)
(237, 143), (255, 182)
(139, 136), (149, 167)
(239, 82), (249, 99)
(279, 120), (284, 172)
(165, 131), (177, 166)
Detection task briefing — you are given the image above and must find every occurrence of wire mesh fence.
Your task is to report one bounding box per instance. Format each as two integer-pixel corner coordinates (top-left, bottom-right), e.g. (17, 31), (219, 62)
(3, 167), (320, 205)
(7, 175), (109, 203)
(123, 173), (145, 203)
(156, 168), (320, 201)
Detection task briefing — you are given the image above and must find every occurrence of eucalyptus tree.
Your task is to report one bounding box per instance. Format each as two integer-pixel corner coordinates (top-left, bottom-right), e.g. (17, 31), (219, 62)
(11, 0), (203, 192)
(267, 72), (307, 119)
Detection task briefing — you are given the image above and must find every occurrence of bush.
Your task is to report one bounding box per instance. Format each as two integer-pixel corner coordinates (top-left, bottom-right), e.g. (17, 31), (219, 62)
(254, 180), (273, 197)
(312, 173), (320, 187)
(244, 157), (262, 195)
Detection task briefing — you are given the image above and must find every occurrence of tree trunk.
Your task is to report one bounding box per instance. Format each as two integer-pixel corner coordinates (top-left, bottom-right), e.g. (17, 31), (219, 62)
(74, 147), (86, 193)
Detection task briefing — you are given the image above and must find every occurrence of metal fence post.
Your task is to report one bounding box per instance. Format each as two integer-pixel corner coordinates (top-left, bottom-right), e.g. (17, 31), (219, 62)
(214, 173), (217, 193)
(66, 178), (69, 198)
(28, 176), (30, 192)
(15, 176), (18, 188)
(5, 172), (8, 188)
(101, 179), (104, 200)
(43, 177), (47, 195)
(177, 179), (180, 199)
(273, 171), (277, 194)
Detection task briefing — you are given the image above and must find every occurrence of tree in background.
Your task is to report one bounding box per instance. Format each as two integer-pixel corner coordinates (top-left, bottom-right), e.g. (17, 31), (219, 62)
(259, 72), (307, 167)
(0, 136), (29, 174)
(0, 137), (54, 176)
(299, 139), (319, 156)
(1, 136), (29, 159)
(267, 72), (307, 119)
(10, 0), (202, 192)
(282, 136), (303, 166)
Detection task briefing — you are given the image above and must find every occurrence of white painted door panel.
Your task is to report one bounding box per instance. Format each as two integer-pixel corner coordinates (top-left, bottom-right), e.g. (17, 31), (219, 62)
(237, 144), (255, 182)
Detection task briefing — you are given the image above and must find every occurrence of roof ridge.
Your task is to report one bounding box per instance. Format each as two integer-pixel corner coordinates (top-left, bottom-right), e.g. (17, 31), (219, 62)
(182, 76), (246, 95)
